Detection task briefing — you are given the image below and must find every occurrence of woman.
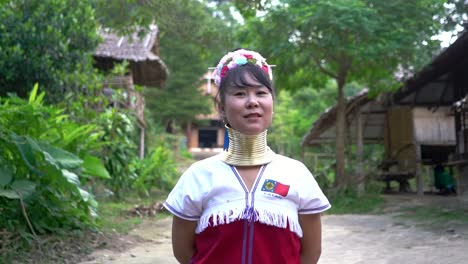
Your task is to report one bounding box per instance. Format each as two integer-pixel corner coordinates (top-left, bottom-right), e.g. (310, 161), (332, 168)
(163, 49), (331, 264)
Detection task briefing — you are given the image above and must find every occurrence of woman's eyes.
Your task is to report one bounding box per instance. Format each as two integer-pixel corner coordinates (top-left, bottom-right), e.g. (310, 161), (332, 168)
(232, 90), (269, 96)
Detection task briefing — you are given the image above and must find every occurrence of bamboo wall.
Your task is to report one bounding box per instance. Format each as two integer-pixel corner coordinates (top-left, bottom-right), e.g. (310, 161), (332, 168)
(413, 107), (456, 144)
(384, 106), (416, 172)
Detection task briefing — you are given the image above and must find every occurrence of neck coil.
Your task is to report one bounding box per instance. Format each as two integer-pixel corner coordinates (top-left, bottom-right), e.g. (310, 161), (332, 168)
(221, 126), (275, 166)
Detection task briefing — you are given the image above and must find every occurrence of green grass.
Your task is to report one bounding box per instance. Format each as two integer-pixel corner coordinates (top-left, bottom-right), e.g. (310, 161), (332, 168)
(397, 206), (468, 227)
(98, 201), (145, 234)
(97, 190), (169, 234)
(325, 186), (385, 215)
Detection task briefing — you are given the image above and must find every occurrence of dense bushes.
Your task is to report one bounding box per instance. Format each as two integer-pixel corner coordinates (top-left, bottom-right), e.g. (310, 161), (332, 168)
(0, 85), (109, 237)
(0, 85), (180, 245)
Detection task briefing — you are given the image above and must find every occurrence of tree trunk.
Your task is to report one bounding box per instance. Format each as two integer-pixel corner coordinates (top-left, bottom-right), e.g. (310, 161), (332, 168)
(335, 79), (347, 187)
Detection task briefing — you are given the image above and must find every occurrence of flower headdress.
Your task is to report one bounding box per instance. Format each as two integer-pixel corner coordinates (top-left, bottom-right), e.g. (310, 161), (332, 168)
(212, 49), (273, 86)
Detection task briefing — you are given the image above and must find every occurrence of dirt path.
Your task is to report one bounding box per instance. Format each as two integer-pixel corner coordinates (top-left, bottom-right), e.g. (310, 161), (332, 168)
(80, 195), (468, 264)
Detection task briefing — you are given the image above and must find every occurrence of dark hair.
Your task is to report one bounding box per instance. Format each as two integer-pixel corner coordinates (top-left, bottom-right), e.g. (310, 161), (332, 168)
(216, 63), (275, 105)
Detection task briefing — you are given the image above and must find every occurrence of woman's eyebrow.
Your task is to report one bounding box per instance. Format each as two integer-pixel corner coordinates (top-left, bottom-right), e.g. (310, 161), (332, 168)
(232, 83), (264, 88)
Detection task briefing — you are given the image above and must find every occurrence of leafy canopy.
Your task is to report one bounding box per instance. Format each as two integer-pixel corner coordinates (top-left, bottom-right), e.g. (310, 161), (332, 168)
(145, 0), (236, 128)
(238, 0), (446, 93)
(0, 0), (100, 102)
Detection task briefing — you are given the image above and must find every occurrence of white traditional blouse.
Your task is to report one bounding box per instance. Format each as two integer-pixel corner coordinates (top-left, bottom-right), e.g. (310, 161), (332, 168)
(164, 153), (331, 238)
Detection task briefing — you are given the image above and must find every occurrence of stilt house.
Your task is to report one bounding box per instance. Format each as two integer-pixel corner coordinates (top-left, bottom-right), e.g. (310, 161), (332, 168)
(93, 25), (169, 158)
(388, 29), (468, 198)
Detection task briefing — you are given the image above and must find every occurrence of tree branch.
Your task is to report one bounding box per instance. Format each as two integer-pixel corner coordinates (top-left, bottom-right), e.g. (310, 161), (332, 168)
(19, 194), (38, 239)
(311, 55), (338, 79)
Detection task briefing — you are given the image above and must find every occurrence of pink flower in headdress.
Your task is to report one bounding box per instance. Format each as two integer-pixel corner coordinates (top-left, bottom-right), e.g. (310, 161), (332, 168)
(244, 54), (253, 59)
(220, 66), (229, 78)
(262, 65), (270, 75)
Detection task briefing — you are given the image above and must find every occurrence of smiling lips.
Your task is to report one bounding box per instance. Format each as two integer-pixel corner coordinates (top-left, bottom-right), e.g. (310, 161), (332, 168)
(245, 113), (262, 118)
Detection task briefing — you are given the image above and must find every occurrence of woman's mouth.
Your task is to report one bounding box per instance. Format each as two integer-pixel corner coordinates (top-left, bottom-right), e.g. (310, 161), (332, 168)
(245, 113), (261, 118)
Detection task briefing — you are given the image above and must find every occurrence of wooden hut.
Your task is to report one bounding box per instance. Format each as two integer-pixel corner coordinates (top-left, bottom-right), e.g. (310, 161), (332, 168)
(302, 89), (386, 146)
(382, 106), (456, 193)
(301, 92), (456, 193)
(186, 72), (225, 159)
(93, 25), (169, 158)
(387, 29), (468, 198)
(302, 89), (387, 189)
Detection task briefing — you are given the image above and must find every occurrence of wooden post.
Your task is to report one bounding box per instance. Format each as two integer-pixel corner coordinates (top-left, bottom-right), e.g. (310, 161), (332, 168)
(356, 109), (364, 193)
(415, 144), (424, 196)
(411, 109), (424, 196)
(139, 126), (145, 159)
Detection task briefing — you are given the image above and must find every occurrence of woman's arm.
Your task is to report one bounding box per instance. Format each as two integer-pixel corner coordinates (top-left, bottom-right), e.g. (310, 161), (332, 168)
(171, 216), (198, 264)
(298, 213), (322, 264)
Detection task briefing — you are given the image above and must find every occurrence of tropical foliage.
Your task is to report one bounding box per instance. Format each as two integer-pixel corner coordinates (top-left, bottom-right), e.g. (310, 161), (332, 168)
(0, 85), (109, 239)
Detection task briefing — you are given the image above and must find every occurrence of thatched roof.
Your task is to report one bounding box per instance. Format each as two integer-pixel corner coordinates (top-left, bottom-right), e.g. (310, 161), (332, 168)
(302, 89), (386, 146)
(388, 29), (468, 106)
(94, 25), (169, 88)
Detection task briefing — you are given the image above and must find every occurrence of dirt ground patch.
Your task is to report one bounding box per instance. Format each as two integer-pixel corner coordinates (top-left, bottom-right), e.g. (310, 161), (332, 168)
(80, 194), (468, 264)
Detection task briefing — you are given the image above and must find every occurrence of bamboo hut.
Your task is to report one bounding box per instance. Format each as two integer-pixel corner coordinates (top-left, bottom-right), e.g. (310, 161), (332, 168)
(93, 25), (169, 158)
(302, 89), (386, 146)
(381, 106), (456, 193)
(301, 92), (456, 193)
(302, 89), (387, 189)
(387, 29), (468, 198)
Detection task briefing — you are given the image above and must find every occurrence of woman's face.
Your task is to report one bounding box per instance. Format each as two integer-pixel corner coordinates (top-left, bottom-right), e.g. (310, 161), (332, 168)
(220, 73), (273, 135)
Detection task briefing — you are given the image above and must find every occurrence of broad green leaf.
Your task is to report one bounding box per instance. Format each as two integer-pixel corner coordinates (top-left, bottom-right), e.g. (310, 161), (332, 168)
(11, 180), (36, 198)
(79, 188), (90, 202)
(82, 155), (111, 179)
(0, 167), (13, 187)
(28, 83), (39, 104)
(60, 125), (96, 147)
(39, 143), (83, 169)
(11, 133), (38, 171)
(0, 189), (20, 199)
(36, 91), (46, 104)
(62, 169), (80, 185)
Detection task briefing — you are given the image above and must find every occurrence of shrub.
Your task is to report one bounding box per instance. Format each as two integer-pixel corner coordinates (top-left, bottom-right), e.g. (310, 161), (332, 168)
(0, 85), (109, 239)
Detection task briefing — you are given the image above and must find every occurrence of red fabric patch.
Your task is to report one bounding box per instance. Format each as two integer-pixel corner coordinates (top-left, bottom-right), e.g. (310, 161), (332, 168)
(262, 65), (269, 76)
(274, 182), (290, 197)
(221, 66), (229, 77)
(193, 220), (301, 263)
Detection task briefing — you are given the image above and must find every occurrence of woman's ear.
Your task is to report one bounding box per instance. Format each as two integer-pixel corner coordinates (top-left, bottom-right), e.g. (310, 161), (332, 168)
(217, 103), (225, 114)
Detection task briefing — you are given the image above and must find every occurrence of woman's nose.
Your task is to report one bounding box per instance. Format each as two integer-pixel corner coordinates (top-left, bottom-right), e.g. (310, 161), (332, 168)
(246, 95), (259, 108)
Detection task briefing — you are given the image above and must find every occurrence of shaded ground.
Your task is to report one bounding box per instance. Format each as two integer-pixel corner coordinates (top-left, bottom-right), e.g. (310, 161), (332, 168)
(80, 194), (468, 264)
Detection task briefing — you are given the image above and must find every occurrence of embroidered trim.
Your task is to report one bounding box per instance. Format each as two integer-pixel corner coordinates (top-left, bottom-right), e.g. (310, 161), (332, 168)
(195, 205), (303, 237)
(298, 204), (331, 213)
